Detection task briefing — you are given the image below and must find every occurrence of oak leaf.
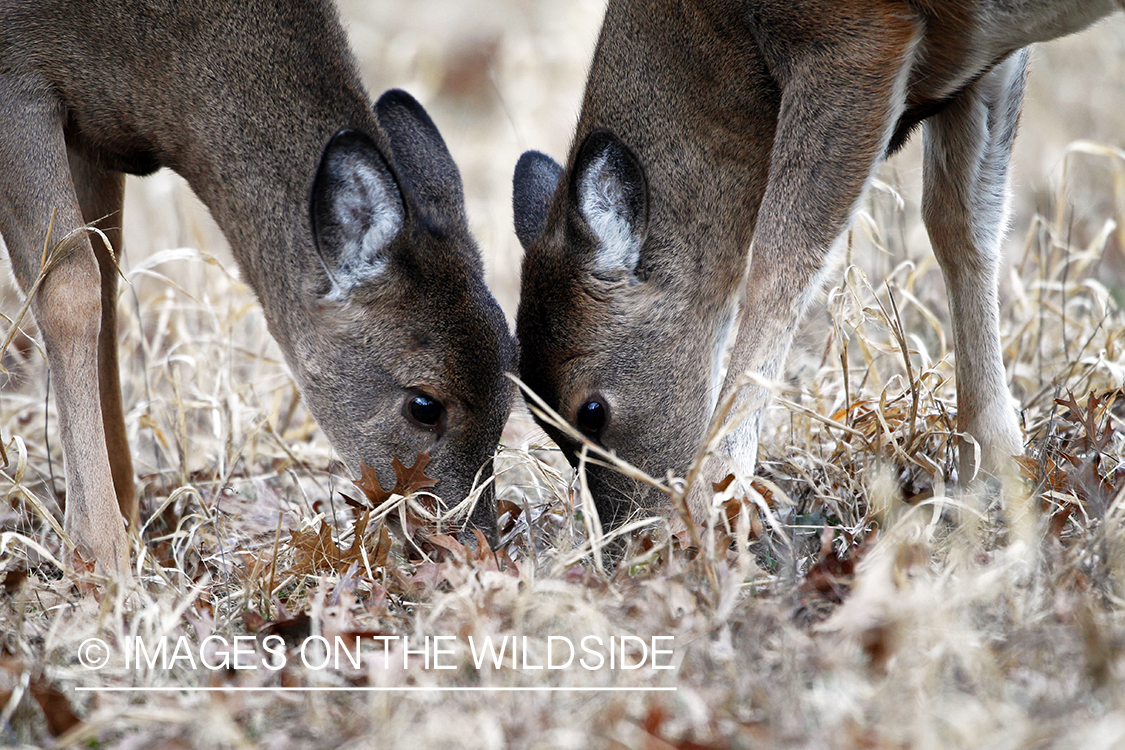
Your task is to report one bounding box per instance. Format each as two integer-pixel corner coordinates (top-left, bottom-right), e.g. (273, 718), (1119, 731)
(287, 511), (389, 575)
(354, 451), (438, 507)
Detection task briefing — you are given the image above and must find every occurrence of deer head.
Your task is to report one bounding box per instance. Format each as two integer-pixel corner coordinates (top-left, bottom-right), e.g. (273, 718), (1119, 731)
(295, 90), (516, 536)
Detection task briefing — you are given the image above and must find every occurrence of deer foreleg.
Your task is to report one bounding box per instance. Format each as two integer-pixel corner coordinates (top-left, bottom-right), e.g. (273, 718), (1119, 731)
(702, 8), (922, 509)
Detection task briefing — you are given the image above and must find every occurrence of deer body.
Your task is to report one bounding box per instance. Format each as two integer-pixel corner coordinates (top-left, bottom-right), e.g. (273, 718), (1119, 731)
(1, 0), (514, 572)
(514, 0), (1119, 526)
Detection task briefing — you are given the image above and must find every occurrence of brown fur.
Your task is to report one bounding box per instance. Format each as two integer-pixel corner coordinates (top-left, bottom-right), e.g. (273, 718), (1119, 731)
(1, 0), (515, 573)
(514, 0), (1119, 526)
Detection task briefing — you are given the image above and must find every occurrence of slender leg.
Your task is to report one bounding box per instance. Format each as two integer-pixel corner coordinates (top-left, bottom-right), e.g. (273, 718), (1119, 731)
(0, 74), (128, 573)
(69, 151), (137, 529)
(702, 6), (921, 507)
(921, 51), (1028, 483)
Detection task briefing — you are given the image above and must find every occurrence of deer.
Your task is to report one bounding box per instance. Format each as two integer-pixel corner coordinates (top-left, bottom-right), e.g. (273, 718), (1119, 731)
(0, 0), (516, 575)
(513, 0), (1122, 530)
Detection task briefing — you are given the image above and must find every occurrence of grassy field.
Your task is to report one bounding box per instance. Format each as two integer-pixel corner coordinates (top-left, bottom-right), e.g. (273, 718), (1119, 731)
(2, 3), (1125, 748)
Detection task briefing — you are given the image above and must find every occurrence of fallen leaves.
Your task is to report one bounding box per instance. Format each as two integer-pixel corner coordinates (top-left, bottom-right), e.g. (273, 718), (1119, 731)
(352, 452), (438, 508)
(27, 676), (82, 737)
(1021, 389), (1125, 540)
(0, 655), (81, 739)
(278, 449), (511, 605)
(3, 568), (28, 595)
(713, 474), (777, 539)
(287, 510), (391, 576)
(801, 529), (876, 604)
(639, 701), (737, 750)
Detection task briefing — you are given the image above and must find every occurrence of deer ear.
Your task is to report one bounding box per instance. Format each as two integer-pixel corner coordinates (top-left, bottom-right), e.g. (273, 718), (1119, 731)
(571, 130), (648, 278)
(374, 89), (466, 226)
(513, 151), (564, 250)
(310, 129), (404, 300)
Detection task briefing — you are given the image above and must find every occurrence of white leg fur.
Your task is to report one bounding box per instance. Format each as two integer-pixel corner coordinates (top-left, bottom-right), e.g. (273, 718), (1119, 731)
(921, 50), (1028, 482)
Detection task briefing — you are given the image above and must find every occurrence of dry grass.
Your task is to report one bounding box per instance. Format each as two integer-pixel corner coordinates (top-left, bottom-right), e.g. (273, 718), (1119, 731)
(2, 5), (1125, 749)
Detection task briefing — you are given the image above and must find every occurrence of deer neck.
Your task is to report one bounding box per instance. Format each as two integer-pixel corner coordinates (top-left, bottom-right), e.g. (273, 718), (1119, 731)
(159, 71), (377, 348)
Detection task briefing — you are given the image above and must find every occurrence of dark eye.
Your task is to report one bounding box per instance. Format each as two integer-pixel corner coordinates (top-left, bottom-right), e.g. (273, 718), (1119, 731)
(407, 393), (444, 429)
(576, 397), (608, 439)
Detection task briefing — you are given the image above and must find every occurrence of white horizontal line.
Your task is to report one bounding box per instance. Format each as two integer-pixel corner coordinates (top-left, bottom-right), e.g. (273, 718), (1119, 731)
(75, 686), (677, 693)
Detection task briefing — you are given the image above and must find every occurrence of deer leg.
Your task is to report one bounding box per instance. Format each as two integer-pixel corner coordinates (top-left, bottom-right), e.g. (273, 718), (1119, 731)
(921, 51), (1028, 484)
(68, 151), (137, 530)
(0, 74), (128, 574)
(703, 10), (921, 507)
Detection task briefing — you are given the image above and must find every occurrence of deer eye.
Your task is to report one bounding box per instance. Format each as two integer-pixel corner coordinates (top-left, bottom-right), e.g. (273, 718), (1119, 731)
(576, 396), (608, 439)
(406, 393), (444, 430)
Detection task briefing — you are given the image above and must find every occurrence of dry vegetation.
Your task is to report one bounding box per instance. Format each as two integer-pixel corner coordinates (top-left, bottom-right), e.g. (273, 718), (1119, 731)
(2, 4), (1125, 748)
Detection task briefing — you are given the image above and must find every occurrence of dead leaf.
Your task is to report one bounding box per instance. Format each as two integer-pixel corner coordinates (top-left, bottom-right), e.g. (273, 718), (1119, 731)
(28, 675), (81, 737)
(257, 613), (312, 644)
(287, 511), (389, 575)
(497, 498), (523, 535)
(711, 474), (736, 494)
(392, 452), (438, 496)
(802, 528), (874, 603)
(354, 452), (438, 508)
(410, 561), (449, 592)
(371, 523), (392, 568)
(423, 533), (466, 563)
(242, 610), (269, 633)
(355, 461), (391, 506)
(3, 569), (28, 595)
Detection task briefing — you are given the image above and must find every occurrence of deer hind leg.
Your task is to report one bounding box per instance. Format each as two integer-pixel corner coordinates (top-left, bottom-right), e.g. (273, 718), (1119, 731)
(921, 51), (1028, 485)
(68, 151), (137, 531)
(702, 8), (922, 509)
(0, 74), (128, 574)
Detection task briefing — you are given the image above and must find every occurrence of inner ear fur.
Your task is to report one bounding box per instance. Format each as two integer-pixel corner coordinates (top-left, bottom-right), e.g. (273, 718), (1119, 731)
(571, 129), (649, 277)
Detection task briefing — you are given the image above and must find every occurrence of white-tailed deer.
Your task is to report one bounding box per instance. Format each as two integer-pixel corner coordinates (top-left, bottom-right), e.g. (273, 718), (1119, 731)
(0, 0), (515, 574)
(514, 0), (1121, 528)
